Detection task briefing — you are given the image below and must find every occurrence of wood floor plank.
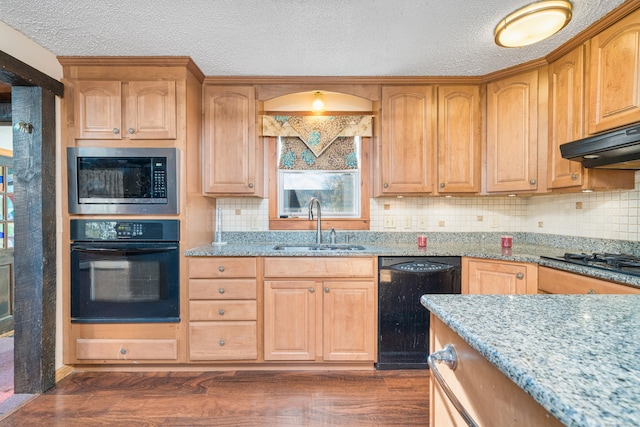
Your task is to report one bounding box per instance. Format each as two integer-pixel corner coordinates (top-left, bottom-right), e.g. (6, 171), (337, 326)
(0, 370), (430, 426)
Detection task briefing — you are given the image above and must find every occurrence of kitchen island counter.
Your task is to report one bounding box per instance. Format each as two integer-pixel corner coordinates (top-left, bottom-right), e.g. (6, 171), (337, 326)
(421, 294), (640, 427)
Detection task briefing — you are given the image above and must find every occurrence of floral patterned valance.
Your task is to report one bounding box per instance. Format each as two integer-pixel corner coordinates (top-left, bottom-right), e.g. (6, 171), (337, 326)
(279, 136), (358, 171)
(263, 115), (372, 157)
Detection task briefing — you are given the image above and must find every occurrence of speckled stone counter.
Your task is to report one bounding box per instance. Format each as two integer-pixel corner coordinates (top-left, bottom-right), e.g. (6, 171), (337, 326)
(420, 294), (640, 427)
(185, 231), (640, 288)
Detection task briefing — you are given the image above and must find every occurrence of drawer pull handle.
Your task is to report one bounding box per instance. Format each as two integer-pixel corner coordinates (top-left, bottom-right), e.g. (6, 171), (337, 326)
(219, 339), (225, 346)
(516, 272), (524, 280)
(218, 309), (225, 316)
(218, 288), (225, 294)
(309, 287), (315, 293)
(113, 128), (120, 134)
(324, 287), (330, 293)
(128, 128), (135, 135)
(120, 348), (127, 355)
(218, 266), (225, 272)
(428, 345), (479, 427)
(529, 178), (537, 185)
(248, 182), (254, 188)
(571, 173), (579, 180)
(383, 182), (389, 188)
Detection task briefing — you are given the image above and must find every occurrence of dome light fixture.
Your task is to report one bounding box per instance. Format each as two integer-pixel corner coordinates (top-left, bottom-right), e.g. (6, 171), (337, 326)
(495, 0), (573, 48)
(311, 91), (325, 113)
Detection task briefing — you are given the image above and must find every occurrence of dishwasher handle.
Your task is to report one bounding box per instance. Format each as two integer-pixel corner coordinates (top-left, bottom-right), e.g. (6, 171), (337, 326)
(428, 344), (479, 427)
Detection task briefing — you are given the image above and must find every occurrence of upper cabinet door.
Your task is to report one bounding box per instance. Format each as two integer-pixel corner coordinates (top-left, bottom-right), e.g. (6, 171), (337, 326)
(202, 85), (261, 196)
(437, 85), (481, 194)
(486, 70), (539, 193)
(548, 45), (585, 189)
(75, 81), (122, 140)
(126, 81), (176, 140)
(379, 86), (435, 195)
(74, 80), (177, 140)
(588, 8), (640, 134)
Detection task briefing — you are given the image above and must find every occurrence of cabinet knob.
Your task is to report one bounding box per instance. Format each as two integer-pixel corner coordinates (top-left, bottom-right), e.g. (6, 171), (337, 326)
(218, 288), (225, 294)
(218, 309), (225, 316)
(248, 182), (254, 188)
(112, 128), (120, 134)
(516, 272), (524, 280)
(587, 289), (596, 294)
(324, 287), (330, 293)
(439, 183), (445, 189)
(119, 347), (127, 355)
(219, 339), (225, 346)
(383, 183), (389, 188)
(529, 179), (537, 185)
(308, 287), (315, 293)
(571, 173), (579, 181)
(218, 266), (225, 272)
(128, 128), (135, 134)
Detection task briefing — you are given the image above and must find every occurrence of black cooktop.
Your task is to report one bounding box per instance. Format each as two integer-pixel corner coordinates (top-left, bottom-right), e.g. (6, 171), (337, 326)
(541, 253), (640, 277)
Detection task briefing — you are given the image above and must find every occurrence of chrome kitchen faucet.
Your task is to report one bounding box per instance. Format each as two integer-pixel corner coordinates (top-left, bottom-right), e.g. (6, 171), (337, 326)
(308, 197), (322, 244)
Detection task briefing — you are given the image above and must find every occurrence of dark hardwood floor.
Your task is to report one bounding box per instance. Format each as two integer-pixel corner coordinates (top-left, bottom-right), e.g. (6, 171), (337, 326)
(0, 370), (430, 426)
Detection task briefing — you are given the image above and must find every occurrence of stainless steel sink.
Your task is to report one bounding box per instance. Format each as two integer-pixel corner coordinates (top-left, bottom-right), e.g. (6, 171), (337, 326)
(273, 243), (366, 251)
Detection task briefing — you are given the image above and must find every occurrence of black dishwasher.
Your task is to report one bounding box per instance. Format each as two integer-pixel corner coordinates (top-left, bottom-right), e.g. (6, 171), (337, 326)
(376, 256), (461, 370)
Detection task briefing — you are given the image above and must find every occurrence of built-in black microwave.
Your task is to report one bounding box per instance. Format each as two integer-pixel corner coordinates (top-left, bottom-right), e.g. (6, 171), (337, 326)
(67, 147), (179, 214)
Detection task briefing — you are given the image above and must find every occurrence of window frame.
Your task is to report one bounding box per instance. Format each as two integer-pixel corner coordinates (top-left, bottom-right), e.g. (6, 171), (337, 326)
(268, 136), (371, 230)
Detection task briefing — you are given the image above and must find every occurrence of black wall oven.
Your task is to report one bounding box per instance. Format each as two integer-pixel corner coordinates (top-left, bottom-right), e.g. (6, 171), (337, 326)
(70, 219), (180, 323)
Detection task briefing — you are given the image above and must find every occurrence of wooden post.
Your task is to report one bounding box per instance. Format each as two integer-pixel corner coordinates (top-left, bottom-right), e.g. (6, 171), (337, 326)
(11, 86), (56, 393)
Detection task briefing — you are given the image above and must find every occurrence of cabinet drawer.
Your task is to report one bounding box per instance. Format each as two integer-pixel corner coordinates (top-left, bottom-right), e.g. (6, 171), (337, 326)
(538, 266), (640, 294)
(189, 279), (257, 300)
(189, 300), (257, 321)
(189, 257), (257, 278)
(264, 257), (375, 278)
(189, 321), (257, 360)
(76, 338), (177, 361)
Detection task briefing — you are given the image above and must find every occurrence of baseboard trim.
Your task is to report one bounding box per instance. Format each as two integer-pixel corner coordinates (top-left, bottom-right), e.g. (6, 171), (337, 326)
(55, 365), (74, 383)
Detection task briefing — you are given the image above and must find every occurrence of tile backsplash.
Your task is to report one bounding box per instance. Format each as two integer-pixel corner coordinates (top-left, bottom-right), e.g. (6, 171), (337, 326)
(216, 171), (640, 242)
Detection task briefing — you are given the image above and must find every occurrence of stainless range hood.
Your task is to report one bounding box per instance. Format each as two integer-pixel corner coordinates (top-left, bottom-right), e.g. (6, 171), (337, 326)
(560, 122), (640, 169)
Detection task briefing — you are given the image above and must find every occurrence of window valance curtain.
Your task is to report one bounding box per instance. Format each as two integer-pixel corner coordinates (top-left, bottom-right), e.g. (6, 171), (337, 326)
(278, 136), (358, 170)
(262, 115), (372, 156)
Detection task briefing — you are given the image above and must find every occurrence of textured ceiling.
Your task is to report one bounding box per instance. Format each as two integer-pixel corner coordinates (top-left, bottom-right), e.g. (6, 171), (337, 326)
(0, 0), (628, 76)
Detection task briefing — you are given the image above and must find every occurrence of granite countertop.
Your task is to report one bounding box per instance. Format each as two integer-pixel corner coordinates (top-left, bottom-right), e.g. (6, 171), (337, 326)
(420, 294), (640, 427)
(185, 233), (640, 288)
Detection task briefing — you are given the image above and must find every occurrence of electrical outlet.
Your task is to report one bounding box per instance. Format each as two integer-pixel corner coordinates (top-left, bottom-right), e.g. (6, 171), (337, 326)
(250, 215), (259, 230)
(490, 216), (498, 228)
(383, 215), (396, 228)
(417, 217), (427, 229)
(401, 215), (412, 229)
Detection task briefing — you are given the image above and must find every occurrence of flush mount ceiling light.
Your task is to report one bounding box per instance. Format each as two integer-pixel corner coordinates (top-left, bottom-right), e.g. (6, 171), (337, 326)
(311, 91), (325, 113)
(495, 0), (572, 48)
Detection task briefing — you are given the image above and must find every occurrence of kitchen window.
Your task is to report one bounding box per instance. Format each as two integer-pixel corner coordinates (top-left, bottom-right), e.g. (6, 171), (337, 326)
(278, 136), (361, 218)
(268, 136), (370, 230)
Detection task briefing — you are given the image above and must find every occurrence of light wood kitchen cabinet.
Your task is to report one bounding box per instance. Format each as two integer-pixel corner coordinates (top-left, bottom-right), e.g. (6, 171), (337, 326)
(377, 86), (435, 195)
(436, 85), (481, 194)
(263, 257), (377, 362)
(538, 266), (640, 294)
(430, 316), (564, 427)
(75, 80), (177, 140)
(202, 85), (264, 197)
(588, 8), (640, 134)
(188, 257), (259, 361)
(462, 257), (538, 294)
(548, 45), (635, 191)
(486, 69), (541, 193)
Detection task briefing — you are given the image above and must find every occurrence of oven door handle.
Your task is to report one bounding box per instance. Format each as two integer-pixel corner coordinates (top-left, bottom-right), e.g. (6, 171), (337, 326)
(72, 246), (178, 253)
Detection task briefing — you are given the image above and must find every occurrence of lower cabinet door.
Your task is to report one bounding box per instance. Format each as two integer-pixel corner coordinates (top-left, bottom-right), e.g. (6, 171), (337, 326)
(189, 321), (257, 361)
(263, 280), (318, 361)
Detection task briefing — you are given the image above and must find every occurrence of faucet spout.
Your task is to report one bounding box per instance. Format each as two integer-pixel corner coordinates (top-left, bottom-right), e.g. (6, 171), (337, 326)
(308, 197), (322, 244)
